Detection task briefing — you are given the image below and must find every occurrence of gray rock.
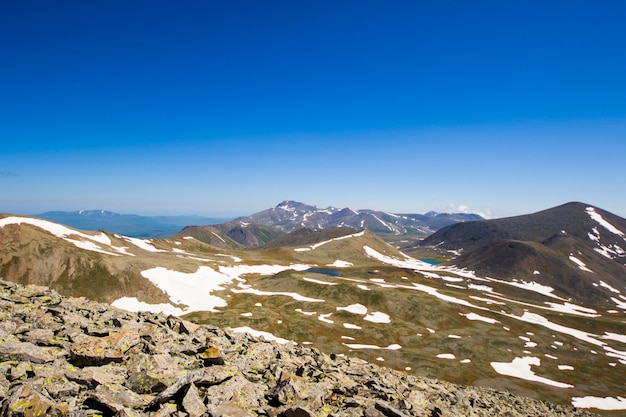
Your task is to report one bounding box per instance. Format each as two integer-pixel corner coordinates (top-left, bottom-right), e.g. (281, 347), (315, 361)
(278, 406), (315, 417)
(126, 368), (177, 394)
(66, 363), (128, 387)
(205, 375), (263, 409)
(43, 377), (81, 399)
(0, 338), (62, 364)
(69, 331), (141, 366)
(210, 402), (257, 417)
(1, 384), (57, 417)
(374, 401), (411, 417)
(182, 383), (207, 417)
(270, 372), (304, 406)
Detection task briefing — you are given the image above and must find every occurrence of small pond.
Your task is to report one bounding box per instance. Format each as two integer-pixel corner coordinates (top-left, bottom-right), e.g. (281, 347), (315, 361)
(305, 267), (342, 277)
(419, 258), (441, 265)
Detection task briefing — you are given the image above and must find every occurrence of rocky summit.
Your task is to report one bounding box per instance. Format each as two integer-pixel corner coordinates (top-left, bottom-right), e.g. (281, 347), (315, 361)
(0, 280), (598, 417)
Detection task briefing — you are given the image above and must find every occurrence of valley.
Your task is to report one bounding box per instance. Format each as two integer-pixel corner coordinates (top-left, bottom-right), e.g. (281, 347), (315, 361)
(0, 202), (625, 414)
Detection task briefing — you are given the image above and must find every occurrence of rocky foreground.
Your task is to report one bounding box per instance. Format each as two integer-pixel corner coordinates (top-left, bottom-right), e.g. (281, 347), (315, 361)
(0, 280), (599, 417)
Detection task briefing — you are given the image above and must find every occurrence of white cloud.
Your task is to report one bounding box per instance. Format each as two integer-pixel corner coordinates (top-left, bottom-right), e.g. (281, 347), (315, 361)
(446, 203), (493, 219)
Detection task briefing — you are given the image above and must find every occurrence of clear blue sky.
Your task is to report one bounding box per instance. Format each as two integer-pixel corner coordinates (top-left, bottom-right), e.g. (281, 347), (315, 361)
(2, 1), (625, 218)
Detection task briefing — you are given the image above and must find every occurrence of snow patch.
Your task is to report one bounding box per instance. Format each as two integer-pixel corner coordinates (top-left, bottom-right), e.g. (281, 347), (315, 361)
(490, 357), (574, 388)
(599, 280), (621, 294)
(232, 286), (325, 303)
(342, 343), (402, 350)
(123, 237), (166, 252)
(111, 297), (184, 316)
(302, 277), (338, 286)
(134, 266), (234, 314)
(461, 312), (499, 324)
(364, 311), (391, 324)
(572, 396), (626, 411)
(327, 260), (353, 267)
(586, 207), (625, 238)
(0, 216), (124, 256)
(336, 303), (368, 315)
(231, 327), (292, 345)
(569, 255), (594, 273)
(318, 313), (334, 324)
(436, 353), (456, 359)
(294, 231), (365, 252)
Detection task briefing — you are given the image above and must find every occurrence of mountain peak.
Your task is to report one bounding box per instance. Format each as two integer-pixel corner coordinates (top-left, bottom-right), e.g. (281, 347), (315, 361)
(243, 201), (483, 236)
(418, 202), (626, 304)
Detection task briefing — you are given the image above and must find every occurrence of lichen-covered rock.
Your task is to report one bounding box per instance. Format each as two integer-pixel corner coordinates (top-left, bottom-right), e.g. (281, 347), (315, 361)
(1, 384), (58, 417)
(0, 338), (62, 364)
(69, 331), (141, 366)
(181, 383), (207, 417)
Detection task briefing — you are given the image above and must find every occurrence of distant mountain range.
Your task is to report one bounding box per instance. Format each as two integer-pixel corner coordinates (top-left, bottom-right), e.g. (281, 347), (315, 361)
(177, 200), (483, 248)
(36, 210), (230, 238)
(237, 200), (483, 236)
(36, 201), (483, 243)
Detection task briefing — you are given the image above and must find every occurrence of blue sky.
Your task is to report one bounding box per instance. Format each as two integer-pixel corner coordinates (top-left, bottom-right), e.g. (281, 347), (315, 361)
(1, 1), (625, 218)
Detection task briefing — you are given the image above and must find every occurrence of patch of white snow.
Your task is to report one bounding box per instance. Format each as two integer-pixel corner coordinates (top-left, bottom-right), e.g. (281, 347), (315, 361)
(490, 357), (574, 388)
(571, 396), (626, 411)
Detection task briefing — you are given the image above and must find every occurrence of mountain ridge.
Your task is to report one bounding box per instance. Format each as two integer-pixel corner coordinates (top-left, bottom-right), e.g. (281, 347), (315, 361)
(171, 200), (484, 249)
(30, 201), (484, 243)
(414, 201), (626, 304)
(232, 200), (483, 237)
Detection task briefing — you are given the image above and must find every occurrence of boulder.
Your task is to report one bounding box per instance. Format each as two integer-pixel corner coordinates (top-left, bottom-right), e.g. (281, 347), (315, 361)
(69, 331), (141, 366)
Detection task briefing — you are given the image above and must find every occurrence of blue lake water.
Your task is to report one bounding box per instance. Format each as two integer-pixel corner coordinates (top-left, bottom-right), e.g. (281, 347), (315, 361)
(419, 258), (441, 265)
(306, 267), (342, 277)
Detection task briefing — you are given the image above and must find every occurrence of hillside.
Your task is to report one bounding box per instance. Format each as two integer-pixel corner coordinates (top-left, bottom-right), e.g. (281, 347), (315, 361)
(414, 202), (626, 304)
(175, 222), (285, 249)
(420, 202), (626, 259)
(1, 211), (625, 414)
(0, 280), (599, 417)
(175, 225), (243, 250)
(257, 227), (360, 249)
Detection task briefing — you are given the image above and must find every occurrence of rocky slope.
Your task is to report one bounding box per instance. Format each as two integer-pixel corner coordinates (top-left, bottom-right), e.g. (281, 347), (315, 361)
(0, 280), (599, 417)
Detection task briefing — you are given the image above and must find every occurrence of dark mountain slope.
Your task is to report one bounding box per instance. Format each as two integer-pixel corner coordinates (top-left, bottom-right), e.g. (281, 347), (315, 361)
(257, 226), (359, 249)
(419, 202), (626, 304)
(421, 202), (626, 260)
(213, 222), (284, 247)
(176, 222), (285, 249)
(453, 239), (604, 304)
(175, 225), (242, 249)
